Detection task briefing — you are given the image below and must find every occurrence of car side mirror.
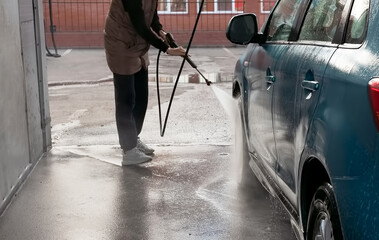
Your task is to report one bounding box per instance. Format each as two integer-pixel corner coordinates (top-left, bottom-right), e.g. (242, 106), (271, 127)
(226, 14), (259, 45)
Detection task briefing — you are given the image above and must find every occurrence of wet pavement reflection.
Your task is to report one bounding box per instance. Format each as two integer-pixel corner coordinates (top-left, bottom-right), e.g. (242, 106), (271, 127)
(0, 144), (296, 240)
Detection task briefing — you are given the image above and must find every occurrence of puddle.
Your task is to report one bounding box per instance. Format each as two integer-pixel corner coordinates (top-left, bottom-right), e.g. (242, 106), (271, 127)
(54, 145), (122, 166)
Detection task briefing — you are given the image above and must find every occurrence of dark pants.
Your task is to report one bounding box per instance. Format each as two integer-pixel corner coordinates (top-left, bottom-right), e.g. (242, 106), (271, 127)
(113, 69), (148, 151)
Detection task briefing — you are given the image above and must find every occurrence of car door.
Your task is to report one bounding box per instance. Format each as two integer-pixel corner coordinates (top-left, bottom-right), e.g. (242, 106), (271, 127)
(272, 0), (349, 205)
(244, 0), (302, 181)
(316, 1), (374, 239)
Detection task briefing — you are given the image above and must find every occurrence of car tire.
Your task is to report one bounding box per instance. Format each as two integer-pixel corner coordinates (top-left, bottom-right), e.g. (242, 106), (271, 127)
(306, 183), (343, 240)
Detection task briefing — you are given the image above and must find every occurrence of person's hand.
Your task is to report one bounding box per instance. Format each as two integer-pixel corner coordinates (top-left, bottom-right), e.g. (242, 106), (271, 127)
(159, 30), (168, 43)
(166, 47), (187, 57)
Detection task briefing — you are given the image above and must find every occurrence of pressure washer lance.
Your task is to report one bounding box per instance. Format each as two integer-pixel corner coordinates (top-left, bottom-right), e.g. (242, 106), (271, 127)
(166, 33), (212, 86)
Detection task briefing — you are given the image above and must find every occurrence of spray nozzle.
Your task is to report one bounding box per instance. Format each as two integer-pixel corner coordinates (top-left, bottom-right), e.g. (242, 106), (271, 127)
(166, 33), (212, 86)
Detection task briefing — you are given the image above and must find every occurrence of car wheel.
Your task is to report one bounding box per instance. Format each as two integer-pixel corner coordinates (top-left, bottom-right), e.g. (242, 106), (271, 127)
(306, 183), (343, 240)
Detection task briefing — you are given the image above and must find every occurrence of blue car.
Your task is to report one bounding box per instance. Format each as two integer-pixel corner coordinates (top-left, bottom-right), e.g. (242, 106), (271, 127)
(226, 0), (379, 239)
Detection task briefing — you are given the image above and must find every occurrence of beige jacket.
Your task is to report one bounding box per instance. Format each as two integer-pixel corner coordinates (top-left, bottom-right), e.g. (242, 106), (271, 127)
(104, 0), (156, 75)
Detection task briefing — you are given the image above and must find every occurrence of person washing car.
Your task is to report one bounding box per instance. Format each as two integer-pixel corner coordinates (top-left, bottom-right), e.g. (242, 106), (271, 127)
(104, 0), (186, 166)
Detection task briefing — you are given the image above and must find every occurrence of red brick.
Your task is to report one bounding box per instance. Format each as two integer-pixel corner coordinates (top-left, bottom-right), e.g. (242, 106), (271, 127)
(44, 0), (271, 48)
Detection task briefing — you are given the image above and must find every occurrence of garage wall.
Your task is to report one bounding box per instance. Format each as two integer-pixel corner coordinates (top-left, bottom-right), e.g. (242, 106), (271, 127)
(0, 0), (50, 214)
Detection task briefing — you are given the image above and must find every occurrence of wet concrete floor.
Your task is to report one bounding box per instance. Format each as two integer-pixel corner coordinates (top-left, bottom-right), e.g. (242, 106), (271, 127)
(0, 144), (296, 240)
(0, 49), (297, 239)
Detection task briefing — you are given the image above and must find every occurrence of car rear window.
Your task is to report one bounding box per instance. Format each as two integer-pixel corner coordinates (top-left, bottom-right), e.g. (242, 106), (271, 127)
(299, 0), (347, 42)
(345, 0), (369, 44)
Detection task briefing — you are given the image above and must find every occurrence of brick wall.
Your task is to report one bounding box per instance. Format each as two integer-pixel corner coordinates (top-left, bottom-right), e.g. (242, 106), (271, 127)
(44, 0), (275, 48)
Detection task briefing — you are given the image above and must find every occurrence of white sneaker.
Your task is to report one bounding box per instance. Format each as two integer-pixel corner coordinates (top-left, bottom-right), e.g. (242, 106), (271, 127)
(122, 147), (152, 166)
(137, 138), (155, 155)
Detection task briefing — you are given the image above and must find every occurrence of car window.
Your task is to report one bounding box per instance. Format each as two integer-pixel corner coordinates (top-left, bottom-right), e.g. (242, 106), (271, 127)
(345, 0), (369, 44)
(299, 0), (347, 42)
(266, 0), (302, 41)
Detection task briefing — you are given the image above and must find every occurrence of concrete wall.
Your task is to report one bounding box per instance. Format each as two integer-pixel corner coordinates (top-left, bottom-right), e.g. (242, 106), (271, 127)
(0, 0), (51, 214)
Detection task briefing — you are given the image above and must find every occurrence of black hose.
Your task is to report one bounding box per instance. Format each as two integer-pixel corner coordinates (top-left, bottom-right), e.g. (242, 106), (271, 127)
(46, 0), (60, 57)
(156, 0), (206, 137)
(44, 20), (54, 56)
(156, 50), (164, 136)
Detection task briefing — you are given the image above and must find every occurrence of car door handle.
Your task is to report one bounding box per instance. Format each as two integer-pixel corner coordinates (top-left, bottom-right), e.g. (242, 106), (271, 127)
(301, 80), (319, 91)
(266, 75), (276, 84)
